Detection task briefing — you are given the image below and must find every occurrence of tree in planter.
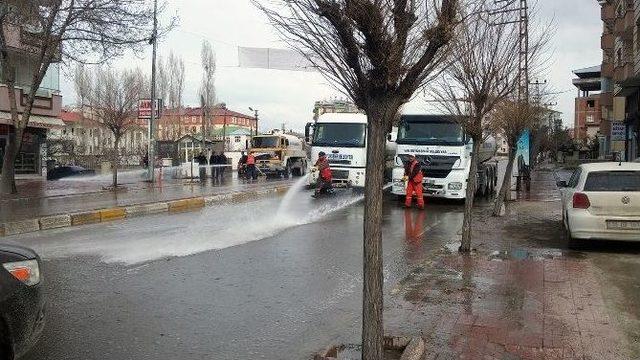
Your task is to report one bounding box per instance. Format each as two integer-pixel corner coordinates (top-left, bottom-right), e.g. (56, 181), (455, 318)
(255, 1), (461, 358)
(430, 9), (520, 253)
(491, 100), (539, 216)
(75, 66), (146, 188)
(0, 1), (164, 195)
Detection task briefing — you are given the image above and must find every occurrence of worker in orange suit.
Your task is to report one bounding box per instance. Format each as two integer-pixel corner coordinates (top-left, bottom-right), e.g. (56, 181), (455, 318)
(403, 154), (424, 209)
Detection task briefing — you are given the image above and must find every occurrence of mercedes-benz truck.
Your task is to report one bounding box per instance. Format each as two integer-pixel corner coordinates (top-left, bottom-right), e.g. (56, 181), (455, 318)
(391, 115), (498, 200)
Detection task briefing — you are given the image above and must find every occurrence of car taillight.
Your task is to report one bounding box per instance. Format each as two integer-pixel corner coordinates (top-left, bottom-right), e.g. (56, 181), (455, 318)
(3, 259), (40, 286)
(573, 192), (591, 209)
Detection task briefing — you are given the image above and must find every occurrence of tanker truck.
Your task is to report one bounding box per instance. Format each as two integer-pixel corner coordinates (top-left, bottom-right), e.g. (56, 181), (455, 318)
(391, 115), (498, 200)
(250, 130), (308, 177)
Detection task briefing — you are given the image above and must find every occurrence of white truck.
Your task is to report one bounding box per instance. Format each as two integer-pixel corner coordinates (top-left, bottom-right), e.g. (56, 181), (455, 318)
(305, 113), (368, 188)
(391, 115), (498, 200)
(250, 130), (308, 177)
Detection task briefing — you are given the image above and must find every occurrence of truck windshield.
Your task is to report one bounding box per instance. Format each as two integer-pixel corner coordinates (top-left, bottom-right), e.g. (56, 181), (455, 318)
(252, 136), (279, 148)
(313, 123), (366, 148)
(397, 121), (465, 145)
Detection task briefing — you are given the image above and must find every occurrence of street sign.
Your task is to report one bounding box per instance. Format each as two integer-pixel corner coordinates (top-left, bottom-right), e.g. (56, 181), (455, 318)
(138, 99), (162, 119)
(611, 122), (626, 141)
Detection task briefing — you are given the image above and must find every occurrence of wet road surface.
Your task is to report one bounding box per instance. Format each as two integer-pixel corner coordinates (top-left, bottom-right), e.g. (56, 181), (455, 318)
(9, 184), (465, 360)
(6, 170), (640, 359)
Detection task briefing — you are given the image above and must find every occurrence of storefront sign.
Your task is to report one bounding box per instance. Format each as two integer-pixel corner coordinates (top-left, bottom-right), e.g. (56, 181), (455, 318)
(138, 99), (163, 119)
(611, 122), (626, 141)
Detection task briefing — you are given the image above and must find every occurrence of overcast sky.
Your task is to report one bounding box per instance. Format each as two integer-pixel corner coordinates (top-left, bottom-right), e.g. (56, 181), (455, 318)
(60, 0), (603, 132)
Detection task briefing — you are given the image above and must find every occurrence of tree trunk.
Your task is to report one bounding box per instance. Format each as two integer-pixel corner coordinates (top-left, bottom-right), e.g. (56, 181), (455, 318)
(361, 107), (389, 360)
(0, 127), (23, 195)
(460, 138), (481, 253)
(492, 147), (516, 216)
(112, 136), (120, 188)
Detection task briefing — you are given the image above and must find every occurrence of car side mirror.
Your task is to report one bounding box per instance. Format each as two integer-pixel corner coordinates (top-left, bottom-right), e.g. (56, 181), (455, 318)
(304, 122), (312, 143)
(387, 134), (392, 141)
(556, 180), (567, 188)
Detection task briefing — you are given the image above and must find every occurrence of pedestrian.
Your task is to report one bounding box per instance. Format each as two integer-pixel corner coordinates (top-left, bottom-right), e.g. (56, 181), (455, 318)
(218, 152), (228, 180)
(403, 154), (424, 209)
(238, 151), (248, 178)
(246, 152), (257, 180)
(195, 151), (208, 182)
(312, 151), (332, 197)
(210, 151), (219, 180)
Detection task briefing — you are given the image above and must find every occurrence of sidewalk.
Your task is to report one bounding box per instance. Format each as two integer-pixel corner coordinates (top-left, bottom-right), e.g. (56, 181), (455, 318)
(1, 174), (294, 237)
(386, 169), (639, 359)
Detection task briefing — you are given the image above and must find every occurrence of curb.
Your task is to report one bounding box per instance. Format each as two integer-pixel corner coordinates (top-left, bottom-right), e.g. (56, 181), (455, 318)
(0, 185), (291, 238)
(314, 336), (424, 360)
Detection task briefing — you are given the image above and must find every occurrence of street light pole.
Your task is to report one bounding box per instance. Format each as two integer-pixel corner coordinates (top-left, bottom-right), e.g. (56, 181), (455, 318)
(249, 107), (259, 136)
(147, 0), (158, 182)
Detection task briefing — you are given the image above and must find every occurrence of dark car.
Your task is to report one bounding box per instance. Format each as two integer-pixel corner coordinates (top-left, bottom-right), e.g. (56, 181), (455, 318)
(46, 165), (95, 180)
(0, 245), (44, 360)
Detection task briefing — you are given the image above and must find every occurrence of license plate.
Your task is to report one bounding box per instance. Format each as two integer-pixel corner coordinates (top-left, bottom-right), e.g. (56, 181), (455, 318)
(606, 220), (640, 230)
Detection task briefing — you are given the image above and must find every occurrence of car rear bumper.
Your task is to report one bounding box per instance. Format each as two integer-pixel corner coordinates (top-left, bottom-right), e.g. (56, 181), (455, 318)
(568, 210), (640, 241)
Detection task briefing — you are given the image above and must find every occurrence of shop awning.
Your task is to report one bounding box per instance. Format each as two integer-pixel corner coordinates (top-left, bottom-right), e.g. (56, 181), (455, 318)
(0, 111), (65, 129)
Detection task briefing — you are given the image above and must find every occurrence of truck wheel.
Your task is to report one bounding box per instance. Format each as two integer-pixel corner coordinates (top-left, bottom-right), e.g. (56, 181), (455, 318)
(285, 162), (292, 178)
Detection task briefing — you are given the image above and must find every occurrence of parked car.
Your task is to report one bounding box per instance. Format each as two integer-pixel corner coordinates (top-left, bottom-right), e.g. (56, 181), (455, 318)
(47, 165), (95, 180)
(558, 162), (640, 248)
(0, 244), (45, 360)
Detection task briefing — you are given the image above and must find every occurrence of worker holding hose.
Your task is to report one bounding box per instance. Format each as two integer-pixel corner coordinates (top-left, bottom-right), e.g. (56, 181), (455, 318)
(312, 151), (332, 198)
(404, 154), (424, 209)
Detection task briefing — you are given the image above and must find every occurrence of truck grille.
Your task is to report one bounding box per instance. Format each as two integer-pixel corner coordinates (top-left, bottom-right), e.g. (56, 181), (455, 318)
(424, 168), (452, 179)
(332, 169), (350, 180)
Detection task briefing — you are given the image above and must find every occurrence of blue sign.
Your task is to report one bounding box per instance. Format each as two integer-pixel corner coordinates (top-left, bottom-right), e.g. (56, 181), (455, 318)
(514, 130), (530, 176)
(611, 122), (626, 141)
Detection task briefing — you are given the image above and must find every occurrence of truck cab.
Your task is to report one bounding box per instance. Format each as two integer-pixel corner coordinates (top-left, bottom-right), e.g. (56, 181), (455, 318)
(391, 115), (497, 200)
(305, 113), (367, 188)
(250, 131), (307, 177)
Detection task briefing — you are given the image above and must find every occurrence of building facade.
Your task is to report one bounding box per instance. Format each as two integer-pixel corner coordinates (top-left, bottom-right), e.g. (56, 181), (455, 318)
(48, 109), (148, 167)
(313, 99), (361, 121)
(599, 0), (640, 160)
(572, 66), (605, 146)
(157, 106), (257, 141)
(0, 22), (64, 175)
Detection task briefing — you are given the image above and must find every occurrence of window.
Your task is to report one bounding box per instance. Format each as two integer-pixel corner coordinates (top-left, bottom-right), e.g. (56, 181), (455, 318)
(586, 115), (595, 123)
(568, 168), (582, 188)
(586, 100), (595, 108)
(584, 171), (640, 191)
(234, 136), (241, 143)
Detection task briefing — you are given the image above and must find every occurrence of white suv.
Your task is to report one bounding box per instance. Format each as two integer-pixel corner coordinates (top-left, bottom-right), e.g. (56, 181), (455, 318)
(559, 162), (640, 247)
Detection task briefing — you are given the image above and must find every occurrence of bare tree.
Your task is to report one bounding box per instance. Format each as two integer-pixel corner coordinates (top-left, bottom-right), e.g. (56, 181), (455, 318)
(430, 8), (520, 253)
(0, 1), (168, 195)
(491, 100), (539, 215)
(199, 40), (216, 149)
(168, 51), (185, 139)
(75, 66), (146, 188)
(255, 1), (461, 358)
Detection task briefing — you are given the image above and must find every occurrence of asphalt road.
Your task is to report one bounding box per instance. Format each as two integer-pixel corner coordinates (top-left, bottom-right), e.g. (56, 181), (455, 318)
(9, 181), (467, 360)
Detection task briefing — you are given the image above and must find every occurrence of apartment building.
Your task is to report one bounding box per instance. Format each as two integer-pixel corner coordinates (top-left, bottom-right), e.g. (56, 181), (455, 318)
(572, 66), (605, 145)
(599, 0), (640, 160)
(157, 105), (257, 141)
(0, 21), (64, 175)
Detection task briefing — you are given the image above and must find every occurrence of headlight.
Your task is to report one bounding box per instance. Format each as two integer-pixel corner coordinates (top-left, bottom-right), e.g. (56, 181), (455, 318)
(310, 167), (318, 173)
(3, 259), (41, 286)
(448, 182), (463, 190)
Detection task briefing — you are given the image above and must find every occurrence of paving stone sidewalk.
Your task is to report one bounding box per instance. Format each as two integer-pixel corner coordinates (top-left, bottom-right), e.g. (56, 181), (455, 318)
(386, 169), (637, 360)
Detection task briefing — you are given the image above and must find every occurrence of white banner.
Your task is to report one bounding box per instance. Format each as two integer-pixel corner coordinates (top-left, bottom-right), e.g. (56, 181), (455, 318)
(238, 47), (316, 72)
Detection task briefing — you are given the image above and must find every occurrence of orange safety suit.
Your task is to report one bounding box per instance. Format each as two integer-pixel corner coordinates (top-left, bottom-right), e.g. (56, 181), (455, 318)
(405, 158), (424, 209)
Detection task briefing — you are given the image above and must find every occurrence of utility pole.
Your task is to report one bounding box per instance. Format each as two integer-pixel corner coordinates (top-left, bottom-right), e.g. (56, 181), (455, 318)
(147, 0), (158, 182)
(490, 0), (529, 102)
(249, 107), (259, 136)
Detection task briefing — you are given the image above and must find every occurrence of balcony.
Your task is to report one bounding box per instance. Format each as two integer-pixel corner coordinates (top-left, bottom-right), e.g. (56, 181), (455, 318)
(602, 62), (614, 77)
(613, 60), (640, 87)
(601, 33), (614, 50)
(601, 5), (615, 22)
(0, 85), (61, 118)
(614, 10), (634, 40)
